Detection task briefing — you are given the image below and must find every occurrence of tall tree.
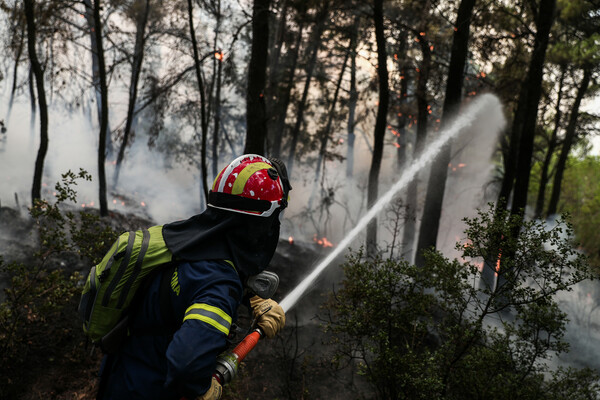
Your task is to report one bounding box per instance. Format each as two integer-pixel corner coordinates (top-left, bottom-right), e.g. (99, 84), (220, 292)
(546, 67), (593, 216)
(83, 0), (114, 160)
(187, 0), (209, 203)
(510, 0), (557, 217)
(286, 2), (329, 176)
(24, 0), (49, 204)
(113, 0), (151, 189)
(309, 46), (351, 207)
(92, 0), (109, 216)
(346, 19), (359, 178)
(534, 65), (567, 219)
(244, 0), (271, 155)
(415, 0), (477, 267)
(270, 18), (305, 158)
(400, 0), (433, 262)
(366, 0), (389, 257)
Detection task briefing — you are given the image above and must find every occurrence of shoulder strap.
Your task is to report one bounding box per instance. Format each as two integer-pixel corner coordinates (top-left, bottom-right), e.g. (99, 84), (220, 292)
(158, 263), (178, 329)
(100, 263), (178, 352)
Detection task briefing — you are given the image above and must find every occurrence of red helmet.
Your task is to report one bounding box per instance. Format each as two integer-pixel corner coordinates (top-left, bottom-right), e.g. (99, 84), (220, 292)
(208, 154), (291, 217)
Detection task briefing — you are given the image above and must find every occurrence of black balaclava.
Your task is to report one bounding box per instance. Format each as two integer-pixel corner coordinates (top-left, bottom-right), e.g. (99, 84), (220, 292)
(162, 207), (281, 280)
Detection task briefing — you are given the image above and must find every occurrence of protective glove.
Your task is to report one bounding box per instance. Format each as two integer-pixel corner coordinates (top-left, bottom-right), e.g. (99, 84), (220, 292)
(249, 296), (286, 338)
(196, 377), (222, 400)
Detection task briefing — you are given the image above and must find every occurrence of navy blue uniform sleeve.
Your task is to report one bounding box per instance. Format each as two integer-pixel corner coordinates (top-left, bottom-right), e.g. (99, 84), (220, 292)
(164, 260), (242, 398)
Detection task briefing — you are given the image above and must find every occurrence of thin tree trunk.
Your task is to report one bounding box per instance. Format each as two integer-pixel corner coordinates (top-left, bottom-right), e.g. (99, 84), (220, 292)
(546, 67), (592, 216)
(113, 0), (150, 189)
(534, 66), (566, 218)
(24, 0), (48, 204)
(401, 23), (431, 263)
(212, 52), (223, 178)
(211, 0), (222, 178)
(308, 48), (350, 208)
(510, 0), (557, 218)
(6, 19), (25, 125)
(83, 0), (113, 160)
(395, 33), (408, 169)
(187, 0), (209, 202)
(268, 0), (289, 88)
(244, 0), (271, 155)
(92, 0), (109, 216)
(415, 0), (476, 268)
(271, 21), (304, 158)
(366, 0), (389, 257)
(346, 22), (359, 178)
(286, 3), (329, 176)
(28, 66), (36, 139)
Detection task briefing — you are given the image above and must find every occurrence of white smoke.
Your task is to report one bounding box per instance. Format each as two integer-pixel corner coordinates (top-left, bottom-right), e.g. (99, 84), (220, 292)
(0, 92), (200, 224)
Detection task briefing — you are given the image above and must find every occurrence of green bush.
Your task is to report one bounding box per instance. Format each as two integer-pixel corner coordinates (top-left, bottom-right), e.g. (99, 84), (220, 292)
(0, 170), (118, 397)
(326, 206), (599, 399)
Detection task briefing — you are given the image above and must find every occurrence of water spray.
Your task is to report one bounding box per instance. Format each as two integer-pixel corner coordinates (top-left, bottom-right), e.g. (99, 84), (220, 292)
(207, 94), (501, 392)
(279, 94), (501, 312)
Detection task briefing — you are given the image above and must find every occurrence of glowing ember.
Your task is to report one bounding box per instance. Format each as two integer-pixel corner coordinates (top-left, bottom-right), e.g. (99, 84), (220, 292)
(313, 234), (333, 248)
(288, 236), (294, 245)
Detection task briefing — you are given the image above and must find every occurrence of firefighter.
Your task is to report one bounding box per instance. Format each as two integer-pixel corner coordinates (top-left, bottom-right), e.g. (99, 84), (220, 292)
(98, 154), (291, 400)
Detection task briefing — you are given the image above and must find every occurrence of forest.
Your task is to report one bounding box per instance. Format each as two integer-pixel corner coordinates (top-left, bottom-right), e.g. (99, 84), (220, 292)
(1, 0), (600, 399)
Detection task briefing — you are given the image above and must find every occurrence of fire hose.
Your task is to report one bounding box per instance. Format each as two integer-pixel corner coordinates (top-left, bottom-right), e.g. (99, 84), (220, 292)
(213, 327), (263, 386)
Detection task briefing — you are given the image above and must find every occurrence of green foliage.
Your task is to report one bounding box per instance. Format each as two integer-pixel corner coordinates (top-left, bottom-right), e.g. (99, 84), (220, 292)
(0, 170), (118, 397)
(554, 156), (600, 270)
(326, 206), (597, 399)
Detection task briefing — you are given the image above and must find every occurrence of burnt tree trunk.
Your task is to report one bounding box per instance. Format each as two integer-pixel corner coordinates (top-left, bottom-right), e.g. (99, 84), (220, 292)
(546, 67), (592, 216)
(286, 3), (329, 176)
(366, 0), (389, 257)
(92, 0), (109, 216)
(510, 0), (557, 218)
(534, 66), (566, 219)
(415, 0), (476, 268)
(24, 0), (48, 204)
(244, 0), (271, 155)
(113, 0), (151, 189)
(187, 0), (209, 203)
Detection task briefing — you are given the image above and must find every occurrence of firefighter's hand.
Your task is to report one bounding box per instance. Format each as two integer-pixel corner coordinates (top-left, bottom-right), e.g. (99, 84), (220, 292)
(249, 296), (286, 338)
(196, 377), (222, 400)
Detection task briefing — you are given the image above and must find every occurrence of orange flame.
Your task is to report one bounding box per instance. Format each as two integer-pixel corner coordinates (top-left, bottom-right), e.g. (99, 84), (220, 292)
(215, 51), (224, 61)
(313, 234), (333, 248)
(288, 236), (294, 245)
